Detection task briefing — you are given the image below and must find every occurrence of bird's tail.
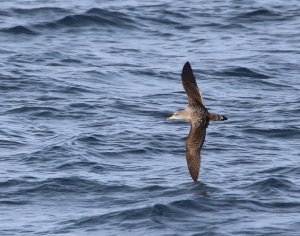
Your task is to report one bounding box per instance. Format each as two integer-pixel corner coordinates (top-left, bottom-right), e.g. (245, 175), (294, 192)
(208, 112), (228, 121)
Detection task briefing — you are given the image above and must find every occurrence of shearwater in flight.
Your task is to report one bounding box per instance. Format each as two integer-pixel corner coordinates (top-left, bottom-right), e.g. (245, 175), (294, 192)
(168, 62), (227, 181)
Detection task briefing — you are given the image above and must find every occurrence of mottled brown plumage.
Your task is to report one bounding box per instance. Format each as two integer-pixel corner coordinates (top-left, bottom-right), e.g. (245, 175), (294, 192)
(168, 62), (227, 181)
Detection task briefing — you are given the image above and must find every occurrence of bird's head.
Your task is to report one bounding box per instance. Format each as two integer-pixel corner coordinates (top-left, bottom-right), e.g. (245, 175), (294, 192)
(167, 110), (189, 121)
(167, 112), (180, 120)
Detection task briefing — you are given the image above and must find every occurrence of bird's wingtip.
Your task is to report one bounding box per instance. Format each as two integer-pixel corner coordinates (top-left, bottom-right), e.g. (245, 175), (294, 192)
(184, 61), (191, 67)
(182, 61), (192, 75)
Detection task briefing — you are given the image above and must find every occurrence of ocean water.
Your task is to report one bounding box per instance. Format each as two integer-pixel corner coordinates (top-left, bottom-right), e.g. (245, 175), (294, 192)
(0, 0), (300, 235)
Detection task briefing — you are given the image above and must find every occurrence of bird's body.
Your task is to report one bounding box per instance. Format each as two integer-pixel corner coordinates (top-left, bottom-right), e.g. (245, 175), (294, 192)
(168, 62), (227, 182)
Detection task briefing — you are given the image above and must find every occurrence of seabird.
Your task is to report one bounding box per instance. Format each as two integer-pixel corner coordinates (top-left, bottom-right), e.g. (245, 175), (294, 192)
(168, 62), (227, 182)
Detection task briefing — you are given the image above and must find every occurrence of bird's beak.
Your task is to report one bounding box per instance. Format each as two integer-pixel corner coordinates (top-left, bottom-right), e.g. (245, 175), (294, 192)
(167, 115), (175, 120)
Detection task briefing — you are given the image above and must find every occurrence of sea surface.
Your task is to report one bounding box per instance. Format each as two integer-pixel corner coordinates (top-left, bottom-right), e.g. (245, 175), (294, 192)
(0, 0), (300, 235)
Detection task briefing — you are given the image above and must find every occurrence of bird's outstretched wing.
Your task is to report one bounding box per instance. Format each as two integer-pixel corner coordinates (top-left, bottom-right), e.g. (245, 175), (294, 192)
(181, 62), (204, 106)
(186, 123), (206, 181)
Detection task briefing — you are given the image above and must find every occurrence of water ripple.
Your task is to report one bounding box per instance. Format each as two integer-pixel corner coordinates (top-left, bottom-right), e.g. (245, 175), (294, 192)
(0, 1), (299, 235)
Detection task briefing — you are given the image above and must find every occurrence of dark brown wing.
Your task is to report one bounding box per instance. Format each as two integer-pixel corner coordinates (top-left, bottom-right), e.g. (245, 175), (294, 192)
(186, 123), (206, 181)
(181, 62), (204, 106)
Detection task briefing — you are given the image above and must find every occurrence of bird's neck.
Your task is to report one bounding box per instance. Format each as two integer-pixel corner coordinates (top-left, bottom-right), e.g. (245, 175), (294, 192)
(176, 109), (190, 121)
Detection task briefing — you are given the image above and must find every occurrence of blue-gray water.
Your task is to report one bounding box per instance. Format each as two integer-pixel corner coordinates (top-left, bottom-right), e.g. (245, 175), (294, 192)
(1, 0), (300, 235)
